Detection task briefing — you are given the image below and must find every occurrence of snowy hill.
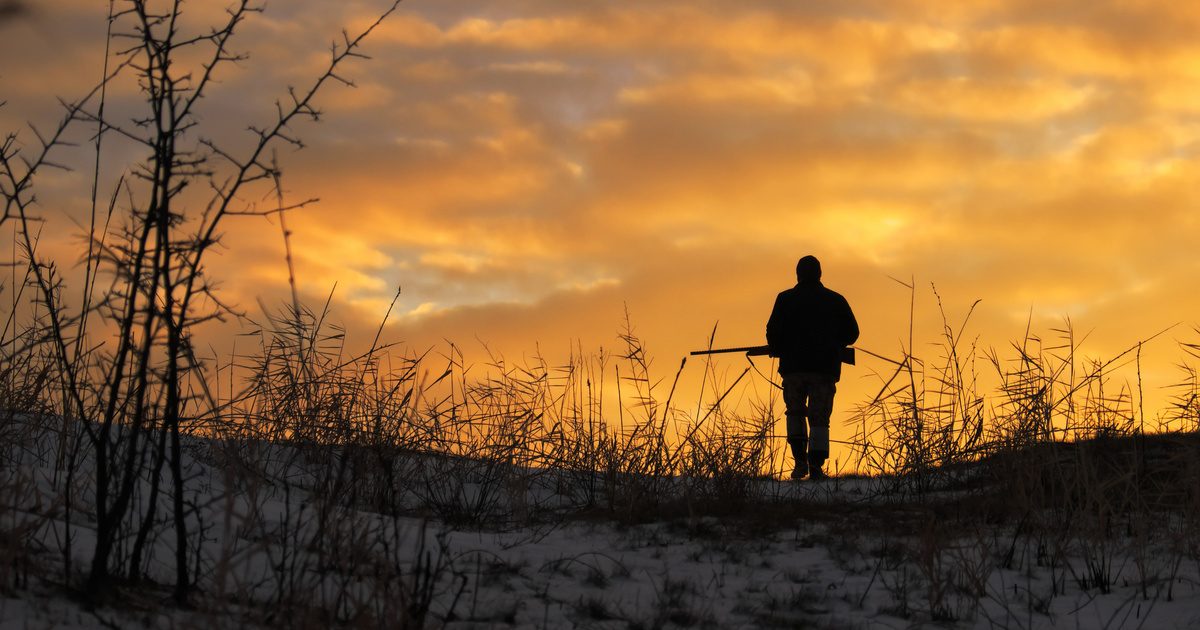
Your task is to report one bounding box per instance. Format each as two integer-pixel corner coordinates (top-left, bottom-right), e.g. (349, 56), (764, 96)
(4, 422), (1199, 629)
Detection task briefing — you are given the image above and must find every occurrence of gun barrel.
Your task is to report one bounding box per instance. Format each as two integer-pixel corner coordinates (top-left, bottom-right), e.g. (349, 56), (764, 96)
(689, 345), (771, 356)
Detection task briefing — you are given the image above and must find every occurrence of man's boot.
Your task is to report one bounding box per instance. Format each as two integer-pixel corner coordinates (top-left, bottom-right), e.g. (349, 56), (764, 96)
(808, 452), (829, 480)
(790, 440), (808, 480)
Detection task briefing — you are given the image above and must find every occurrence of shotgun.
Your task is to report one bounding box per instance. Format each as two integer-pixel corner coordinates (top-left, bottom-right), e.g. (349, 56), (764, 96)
(690, 345), (856, 365)
(689, 345), (771, 357)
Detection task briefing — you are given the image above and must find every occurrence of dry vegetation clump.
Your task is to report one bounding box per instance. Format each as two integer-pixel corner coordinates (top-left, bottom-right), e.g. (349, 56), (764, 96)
(844, 281), (1187, 490)
(225, 307), (784, 525)
(829, 289), (1200, 625)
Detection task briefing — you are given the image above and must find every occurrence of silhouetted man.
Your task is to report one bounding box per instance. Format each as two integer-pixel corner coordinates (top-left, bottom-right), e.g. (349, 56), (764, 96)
(766, 255), (859, 480)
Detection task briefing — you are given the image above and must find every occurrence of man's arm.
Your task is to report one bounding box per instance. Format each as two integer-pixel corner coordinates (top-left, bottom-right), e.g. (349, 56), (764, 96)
(765, 293), (786, 355)
(840, 295), (860, 346)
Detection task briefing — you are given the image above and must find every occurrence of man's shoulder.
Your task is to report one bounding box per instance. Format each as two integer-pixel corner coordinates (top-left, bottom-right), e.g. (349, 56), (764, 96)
(820, 285), (848, 300)
(813, 286), (854, 312)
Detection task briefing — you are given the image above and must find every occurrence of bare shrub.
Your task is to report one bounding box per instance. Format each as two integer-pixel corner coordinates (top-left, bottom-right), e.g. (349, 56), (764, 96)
(0, 0), (406, 605)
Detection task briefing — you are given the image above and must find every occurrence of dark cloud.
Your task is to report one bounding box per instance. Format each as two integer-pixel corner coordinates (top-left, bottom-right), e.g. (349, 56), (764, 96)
(0, 0), (28, 24)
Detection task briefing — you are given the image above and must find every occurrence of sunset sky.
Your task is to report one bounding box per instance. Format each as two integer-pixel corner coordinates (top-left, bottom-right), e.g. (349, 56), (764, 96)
(3, 0), (1199, 463)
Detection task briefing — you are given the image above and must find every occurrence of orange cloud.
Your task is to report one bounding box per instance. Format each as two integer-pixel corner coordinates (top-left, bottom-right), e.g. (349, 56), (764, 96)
(4, 0), (1200, 468)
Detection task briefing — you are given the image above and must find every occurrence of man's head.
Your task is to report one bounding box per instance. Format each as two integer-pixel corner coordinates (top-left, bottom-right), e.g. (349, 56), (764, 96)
(796, 255), (822, 283)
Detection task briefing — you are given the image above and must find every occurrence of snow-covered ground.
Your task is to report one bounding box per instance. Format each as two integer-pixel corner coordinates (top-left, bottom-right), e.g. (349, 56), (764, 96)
(3, 434), (1199, 629)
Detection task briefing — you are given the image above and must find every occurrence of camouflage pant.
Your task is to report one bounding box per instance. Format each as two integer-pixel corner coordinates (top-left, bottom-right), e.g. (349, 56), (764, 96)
(781, 372), (836, 465)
